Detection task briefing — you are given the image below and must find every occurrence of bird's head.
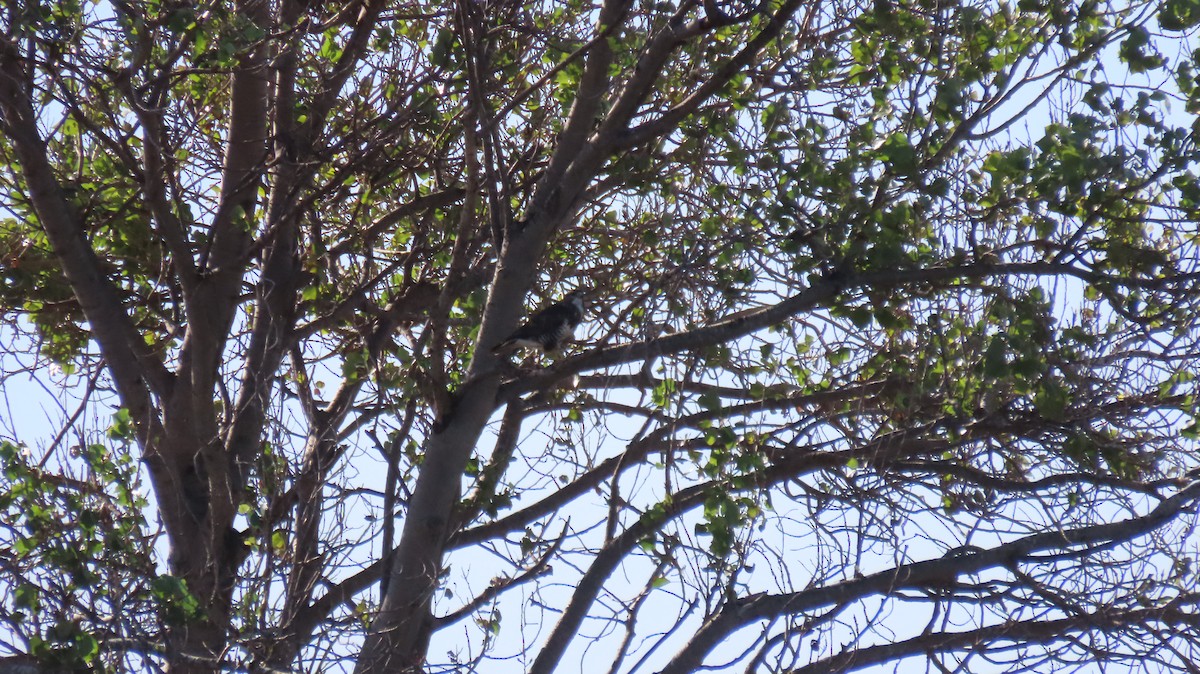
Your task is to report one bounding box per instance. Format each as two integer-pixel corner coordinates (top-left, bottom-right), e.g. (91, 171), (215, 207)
(562, 288), (586, 311)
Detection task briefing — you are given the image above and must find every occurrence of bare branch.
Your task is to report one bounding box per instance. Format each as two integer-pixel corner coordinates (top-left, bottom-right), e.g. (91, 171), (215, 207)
(657, 482), (1200, 674)
(0, 36), (173, 417)
(611, 0), (810, 151)
(504, 261), (1198, 400)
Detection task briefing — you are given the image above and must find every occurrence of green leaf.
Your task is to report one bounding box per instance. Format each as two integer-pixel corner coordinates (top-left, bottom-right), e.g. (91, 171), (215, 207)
(1160, 0), (1200, 30)
(319, 29), (343, 61)
(983, 336), (1009, 377)
(879, 133), (918, 176)
(1118, 26), (1164, 73)
(699, 391), (723, 412)
(107, 408), (135, 440)
(1035, 378), (1070, 422)
(652, 379), (676, 408)
(430, 27), (454, 68)
(14, 584), (39, 611)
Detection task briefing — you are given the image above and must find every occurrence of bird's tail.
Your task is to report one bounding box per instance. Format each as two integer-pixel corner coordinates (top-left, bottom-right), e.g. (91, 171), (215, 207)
(491, 339), (519, 355)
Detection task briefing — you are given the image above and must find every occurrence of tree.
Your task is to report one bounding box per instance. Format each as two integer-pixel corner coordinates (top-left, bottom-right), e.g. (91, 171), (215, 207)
(1, 0), (1200, 671)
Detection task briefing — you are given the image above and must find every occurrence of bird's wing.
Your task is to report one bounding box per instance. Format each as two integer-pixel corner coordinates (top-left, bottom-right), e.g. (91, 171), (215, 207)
(506, 303), (565, 340)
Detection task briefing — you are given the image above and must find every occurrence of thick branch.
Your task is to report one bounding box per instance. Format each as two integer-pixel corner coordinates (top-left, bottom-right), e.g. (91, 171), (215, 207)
(0, 36), (172, 422)
(306, 0), (387, 127)
(503, 261), (1196, 400)
(223, 0), (307, 490)
(518, 0), (629, 240)
(613, 0), (808, 151)
(112, 1), (199, 303)
(326, 186), (464, 258)
(227, 0), (390, 501)
(455, 381), (894, 548)
(135, 104), (198, 302)
(501, 273), (843, 400)
(185, 0), (272, 398)
(790, 601), (1200, 674)
(656, 481), (1200, 674)
(525, 424), (954, 674)
(526, 480), (710, 674)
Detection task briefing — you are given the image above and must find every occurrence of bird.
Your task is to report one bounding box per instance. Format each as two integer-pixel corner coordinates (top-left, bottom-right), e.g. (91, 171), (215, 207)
(492, 290), (585, 355)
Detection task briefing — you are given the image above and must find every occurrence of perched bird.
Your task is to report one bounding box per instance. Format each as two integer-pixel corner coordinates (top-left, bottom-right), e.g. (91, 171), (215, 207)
(492, 290), (585, 355)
